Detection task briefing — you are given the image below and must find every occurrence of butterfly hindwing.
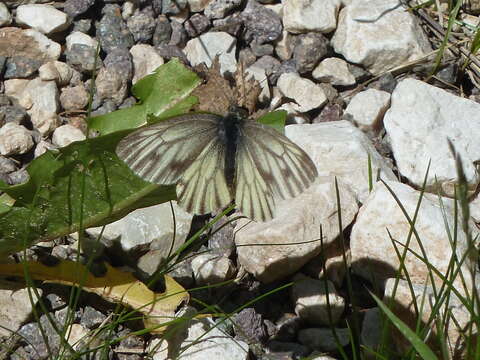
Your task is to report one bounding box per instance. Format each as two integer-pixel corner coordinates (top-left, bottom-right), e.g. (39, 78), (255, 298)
(235, 121), (318, 221)
(116, 114), (232, 215)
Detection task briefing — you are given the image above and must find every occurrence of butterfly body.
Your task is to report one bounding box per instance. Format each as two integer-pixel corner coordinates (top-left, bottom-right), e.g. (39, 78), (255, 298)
(116, 110), (317, 222)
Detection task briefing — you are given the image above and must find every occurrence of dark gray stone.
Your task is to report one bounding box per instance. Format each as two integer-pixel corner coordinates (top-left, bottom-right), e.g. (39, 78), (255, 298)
(251, 55), (281, 83)
(233, 308), (267, 343)
(64, 0), (95, 17)
(152, 0), (162, 15)
(266, 341), (310, 359)
(208, 217), (235, 257)
(152, 15), (172, 46)
(19, 314), (62, 359)
(369, 72), (396, 93)
(169, 20), (187, 47)
(82, 305), (107, 329)
(348, 63), (370, 83)
(119, 96), (136, 109)
(314, 103), (343, 123)
(251, 42), (274, 57)
(97, 5), (134, 53)
(242, 0), (282, 45)
(184, 13), (210, 38)
(0, 105), (27, 125)
(167, 259), (194, 289)
(66, 44), (103, 73)
(127, 11), (156, 43)
(155, 44), (187, 62)
(274, 314), (303, 342)
(205, 0), (242, 19)
(44, 293), (67, 311)
(4, 57), (42, 79)
(0, 56), (5, 75)
(91, 99), (117, 116)
(72, 19), (92, 33)
(162, 0), (187, 15)
(0, 156), (17, 173)
(212, 13), (243, 36)
(104, 48), (133, 81)
(293, 32), (329, 74)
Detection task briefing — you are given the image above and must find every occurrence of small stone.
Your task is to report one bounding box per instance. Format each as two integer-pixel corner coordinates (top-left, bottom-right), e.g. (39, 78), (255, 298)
(191, 253), (235, 285)
(130, 44), (164, 84)
(66, 324), (89, 349)
(0, 3), (12, 26)
(152, 15), (172, 46)
(66, 44), (103, 73)
(184, 32), (237, 75)
(184, 13), (210, 37)
(60, 85), (89, 111)
(127, 10), (156, 43)
(169, 20), (188, 47)
(34, 140), (56, 158)
(312, 57), (356, 86)
(212, 12), (243, 36)
(0, 105), (27, 125)
(0, 28), (61, 63)
(314, 103), (343, 123)
(250, 42), (273, 57)
(283, 0), (341, 34)
(72, 19), (92, 33)
(370, 72), (397, 93)
(39, 61), (74, 86)
(162, 0), (188, 15)
(104, 48), (133, 82)
(97, 5), (135, 53)
(122, 1), (136, 19)
(4, 56), (42, 79)
(81, 306), (107, 329)
(8, 168), (29, 185)
(16, 5), (70, 35)
(241, 0), (282, 45)
(188, 0), (214, 12)
(275, 30), (295, 61)
(52, 124), (86, 147)
(66, 31), (99, 52)
(293, 32), (329, 73)
(298, 328), (350, 352)
(95, 67), (128, 106)
(205, 0), (242, 19)
(90, 100), (117, 117)
(344, 88), (391, 132)
(155, 44), (188, 62)
(64, 0), (95, 17)
(0, 156), (17, 173)
(277, 72), (327, 112)
(233, 308), (267, 343)
(0, 123), (33, 156)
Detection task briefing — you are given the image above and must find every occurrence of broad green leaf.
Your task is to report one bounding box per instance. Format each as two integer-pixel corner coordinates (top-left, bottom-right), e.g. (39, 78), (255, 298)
(88, 58), (202, 135)
(256, 110), (287, 134)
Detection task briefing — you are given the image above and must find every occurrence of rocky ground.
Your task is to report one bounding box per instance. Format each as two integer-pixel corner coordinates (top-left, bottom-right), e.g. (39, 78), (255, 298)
(0, 0), (479, 359)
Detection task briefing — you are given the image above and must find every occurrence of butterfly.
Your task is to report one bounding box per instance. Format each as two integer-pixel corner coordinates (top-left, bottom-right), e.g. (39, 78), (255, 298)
(116, 105), (318, 222)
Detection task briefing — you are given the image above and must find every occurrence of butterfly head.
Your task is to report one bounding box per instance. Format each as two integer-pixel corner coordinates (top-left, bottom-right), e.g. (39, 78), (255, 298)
(227, 105), (249, 123)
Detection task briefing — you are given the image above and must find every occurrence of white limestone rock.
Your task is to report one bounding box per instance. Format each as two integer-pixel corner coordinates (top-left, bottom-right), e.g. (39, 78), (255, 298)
(191, 253), (236, 285)
(312, 57), (356, 86)
(0, 3), (12, 26)
(384, 78), (480, 195)
(52, 124), (86, 147)
(350, 181), (477, 295)
(0, 123), (34, 156)
(130, 44), (164, 84)
(286, 120), (396, 203)
(87, 202), (193, 253)
(23, 29), (62, 61)
(66, 31), (99, 51)
(0, 284), (42, 337)
(274, 30), (294, 60)
(184, 32), (237, 76)
(283, 0), (341, 34)
(277, 72), (327, 112)
(245, 65), (270, 102)
(235, 176), (358, 283)
(291, 274), (345, 325)
(16, 4), (70, 35)
(188, 0), (214, 12)
(39, 61), (74, 86)
(345, 88), (390, 132)
(332, 0), (432, 74)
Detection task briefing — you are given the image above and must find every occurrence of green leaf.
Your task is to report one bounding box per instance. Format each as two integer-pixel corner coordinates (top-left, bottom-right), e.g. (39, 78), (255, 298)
(88, 58), (202, 135)
(256, 110), (287, 134)
(370, 292), (438, 360)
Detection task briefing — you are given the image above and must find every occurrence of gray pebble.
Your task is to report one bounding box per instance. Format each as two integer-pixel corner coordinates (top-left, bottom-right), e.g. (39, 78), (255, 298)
(127, 11), (156, 43)
(0, 56), (5, 75)
(252, 55), (281, 82)
(241, 0), (282, 45)
(233, 308), (268, 343)
(348, 63), (371, 83)
(266, 341), (311, 359)
(169, 20), (188, 47)
(7, 168), (29, 185)
(4, 57), (42, 79)
(212, 13), (243, 36)
(97, 4), (134, 53)
(0, 156), (17, 173)
(91, 99), (117, 116)
(152, 0), (162, 15)
(82, 305), (107, 329)
(162, 0), (187, 15)
(155, 44), (187, 62)
(152, 15), (172, 46)
(238, 47), (257, 68)
(72, 19), (92, 33)
(184, 13), (210, 38)
(250, 42), (274, 57)
(66, 44), (103, 73)
(0, 94), (10, 106)
(104, 48), (133, 81)
(64, 0), (95, 17)
(293, 32), (329, 74)
(119, 96), (137, 109)
(0, 105), (27, 125)
(205, 0), (242, 20)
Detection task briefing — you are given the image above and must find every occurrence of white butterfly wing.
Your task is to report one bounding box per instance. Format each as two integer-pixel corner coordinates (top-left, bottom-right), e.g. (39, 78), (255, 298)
(116, 114), (233, 215)
(235, 122), (318, 222)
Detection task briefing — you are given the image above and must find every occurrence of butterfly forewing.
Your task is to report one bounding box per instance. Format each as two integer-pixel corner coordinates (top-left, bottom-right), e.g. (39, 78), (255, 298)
(235, 121), (318, 221)
(116, 114), (232, 215)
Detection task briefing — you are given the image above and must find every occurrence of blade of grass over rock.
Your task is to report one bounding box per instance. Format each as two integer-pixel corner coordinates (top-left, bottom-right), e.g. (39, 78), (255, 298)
(88, 58), (202, 135)
(0, 131), (176, 256)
